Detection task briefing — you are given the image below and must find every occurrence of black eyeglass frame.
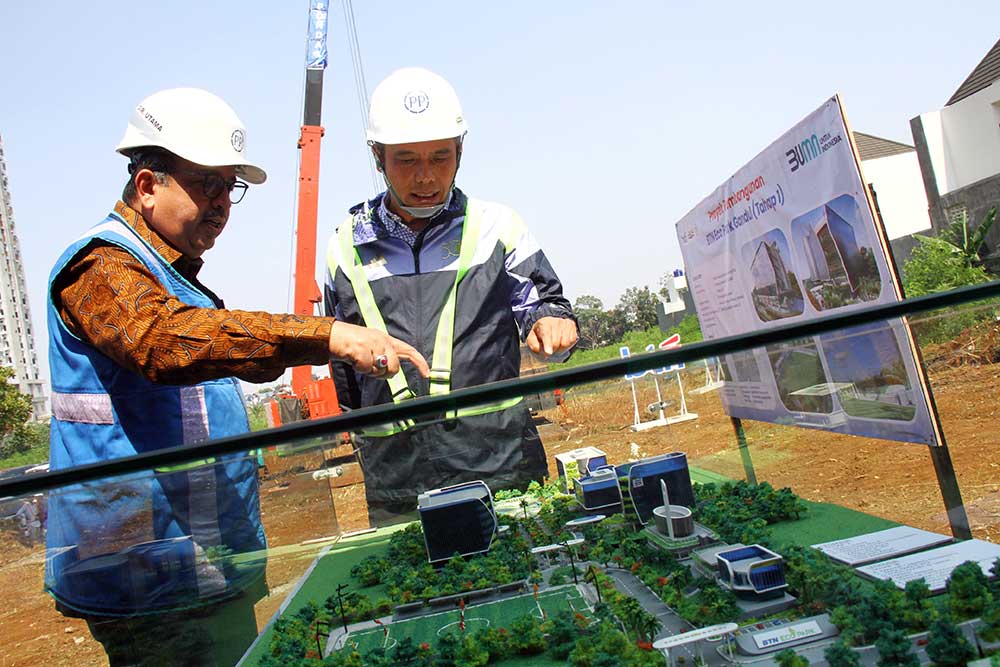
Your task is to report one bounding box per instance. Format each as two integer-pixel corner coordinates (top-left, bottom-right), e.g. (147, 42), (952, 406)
(171, 169), (249, 204)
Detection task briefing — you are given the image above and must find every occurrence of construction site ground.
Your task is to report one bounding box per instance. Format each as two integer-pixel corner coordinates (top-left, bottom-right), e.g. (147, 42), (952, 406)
(2, 339), (1000, 666)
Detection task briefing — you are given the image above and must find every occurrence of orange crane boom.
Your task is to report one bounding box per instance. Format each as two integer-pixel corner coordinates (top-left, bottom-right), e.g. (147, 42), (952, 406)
(288, 2), (340, 419)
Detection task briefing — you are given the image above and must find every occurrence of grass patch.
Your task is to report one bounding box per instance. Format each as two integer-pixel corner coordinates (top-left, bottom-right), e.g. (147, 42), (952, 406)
(0, 441), (49, 469)
(768, 499), (900, 550)
(688, 466), (734, 485)
(343, 587), (587, 656)
(840, 397), (916, 421)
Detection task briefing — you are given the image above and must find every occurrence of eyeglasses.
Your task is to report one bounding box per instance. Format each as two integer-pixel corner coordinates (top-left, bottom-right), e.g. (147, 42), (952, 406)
(173, 170), (249, 204)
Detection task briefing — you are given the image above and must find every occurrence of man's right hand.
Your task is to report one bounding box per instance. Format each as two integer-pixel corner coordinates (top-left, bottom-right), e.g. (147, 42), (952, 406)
(328, 320), (430, 379)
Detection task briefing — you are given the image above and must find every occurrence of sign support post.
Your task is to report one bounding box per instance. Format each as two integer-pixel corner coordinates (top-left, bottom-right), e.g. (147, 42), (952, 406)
(731, 417), (758, 485)
(847, 124), (972, 540)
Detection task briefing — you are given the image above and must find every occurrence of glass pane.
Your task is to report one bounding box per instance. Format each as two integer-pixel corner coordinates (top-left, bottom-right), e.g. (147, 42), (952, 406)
(4, 298), (1000, 665)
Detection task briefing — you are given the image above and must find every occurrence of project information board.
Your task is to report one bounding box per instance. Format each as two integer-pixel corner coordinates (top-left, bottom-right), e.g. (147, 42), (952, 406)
(812, 526), (952, 566)
(675, 96), (936, 445)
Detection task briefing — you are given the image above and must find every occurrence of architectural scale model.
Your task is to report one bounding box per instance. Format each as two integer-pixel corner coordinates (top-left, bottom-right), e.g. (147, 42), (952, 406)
(256, 449), (1000, 667)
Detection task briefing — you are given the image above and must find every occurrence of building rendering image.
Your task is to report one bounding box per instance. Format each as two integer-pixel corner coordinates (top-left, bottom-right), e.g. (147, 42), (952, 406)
(745, 229), (804, 322)
(792, 194), (882, 311)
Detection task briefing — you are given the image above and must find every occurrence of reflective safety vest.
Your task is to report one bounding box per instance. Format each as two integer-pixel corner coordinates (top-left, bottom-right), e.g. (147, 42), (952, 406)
(331, 197), (522, 436)
(44, 208), (266, 616)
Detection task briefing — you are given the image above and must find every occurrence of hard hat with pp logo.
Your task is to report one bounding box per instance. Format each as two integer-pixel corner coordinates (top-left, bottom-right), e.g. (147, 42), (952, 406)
(366, 67), (467, 146)
(115, 87), (267, 184)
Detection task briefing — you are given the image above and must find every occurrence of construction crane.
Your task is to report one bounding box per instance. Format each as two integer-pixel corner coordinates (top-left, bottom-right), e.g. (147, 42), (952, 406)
(267, 0), (340, 426)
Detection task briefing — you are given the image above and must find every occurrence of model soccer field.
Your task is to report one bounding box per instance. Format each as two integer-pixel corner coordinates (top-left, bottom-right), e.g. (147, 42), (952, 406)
(340, 586), (589, 654)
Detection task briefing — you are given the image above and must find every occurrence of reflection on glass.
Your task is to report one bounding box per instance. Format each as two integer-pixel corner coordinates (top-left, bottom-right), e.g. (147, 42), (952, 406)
(6, 302), (1000, 666)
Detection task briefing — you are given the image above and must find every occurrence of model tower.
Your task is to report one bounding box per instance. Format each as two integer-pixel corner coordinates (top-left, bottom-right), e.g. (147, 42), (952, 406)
(0, 135), (46, 418)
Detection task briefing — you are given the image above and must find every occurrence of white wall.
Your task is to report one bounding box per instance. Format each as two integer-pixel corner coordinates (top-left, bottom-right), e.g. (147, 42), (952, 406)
(916, 79), (1000, 195)
(860, 151), (932, 239)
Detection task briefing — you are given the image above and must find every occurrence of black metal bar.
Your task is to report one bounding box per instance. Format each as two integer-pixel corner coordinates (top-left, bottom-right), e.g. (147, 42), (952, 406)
(869, 194), (970, 539)
(928, 443), (971, 540)
(3, 280), (1000, 498)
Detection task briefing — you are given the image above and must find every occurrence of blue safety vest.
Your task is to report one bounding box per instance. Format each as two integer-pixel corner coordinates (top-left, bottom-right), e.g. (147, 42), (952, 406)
(44, 209), (266, 616)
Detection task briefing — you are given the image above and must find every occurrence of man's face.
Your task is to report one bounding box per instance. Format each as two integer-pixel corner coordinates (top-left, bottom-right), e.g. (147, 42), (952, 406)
(380, 139), (459, 219)
(145, 158), (236, 259)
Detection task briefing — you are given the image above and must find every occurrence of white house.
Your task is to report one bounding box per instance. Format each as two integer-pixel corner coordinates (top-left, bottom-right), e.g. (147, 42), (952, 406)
(854, 132), (932, 243)
(910, 37), (1000, 267)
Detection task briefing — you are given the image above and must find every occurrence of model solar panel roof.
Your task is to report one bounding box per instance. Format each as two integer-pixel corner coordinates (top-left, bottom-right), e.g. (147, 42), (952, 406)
(946, 37), (1000, 106)
(852, 132), (914, 161)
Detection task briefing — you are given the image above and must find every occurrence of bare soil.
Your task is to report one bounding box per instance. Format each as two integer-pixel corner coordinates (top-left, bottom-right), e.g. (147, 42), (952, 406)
(2, 354), (999, 666)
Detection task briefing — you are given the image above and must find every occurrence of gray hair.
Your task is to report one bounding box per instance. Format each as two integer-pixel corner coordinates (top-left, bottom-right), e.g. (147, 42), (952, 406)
(121, 148), (175, 204)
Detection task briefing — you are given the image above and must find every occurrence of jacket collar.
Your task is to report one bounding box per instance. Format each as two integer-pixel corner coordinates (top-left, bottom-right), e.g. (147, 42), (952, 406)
(347, 188), (468, 246)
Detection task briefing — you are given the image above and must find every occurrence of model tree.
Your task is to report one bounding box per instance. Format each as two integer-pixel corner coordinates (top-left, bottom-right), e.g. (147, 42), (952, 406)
(388, 637), (434, 667)
(454, 633), (489, 667)
(435, 632), (460, 667)
(473, 626), (511, 662)
(616, 596), (647, 641)
(824, 641), (861, 667)
(359, 646), (393, 667)
(775, 648), (809, 666)
(568, 640), (597, 667)
(782, 545), (859, 609)
(508, 614), (546, 655)
(830, 606), (865, 646)
(322, 649), (365, 667)
(947, 561), (993, 620)
(979, 597), (1000, 642)
(901, 579), (937, 631)
(632, 608), (662, 646)
(874, 628), (919, 667)
(925, 617), (976, 666)
(690, 584), (740, 625)
(545, 610), (590, 659)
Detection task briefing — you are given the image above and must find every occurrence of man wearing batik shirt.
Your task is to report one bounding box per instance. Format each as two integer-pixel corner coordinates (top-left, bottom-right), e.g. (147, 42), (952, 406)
(45, 87), (427, 666)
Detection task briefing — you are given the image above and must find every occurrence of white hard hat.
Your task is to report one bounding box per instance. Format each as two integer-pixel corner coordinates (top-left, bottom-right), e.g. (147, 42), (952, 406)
(366, 67), (467, 145)
(116, 88), (267, 184)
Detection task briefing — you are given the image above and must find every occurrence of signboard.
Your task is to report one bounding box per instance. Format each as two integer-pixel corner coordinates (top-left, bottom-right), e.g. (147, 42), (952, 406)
(856, 539), (1000, 591)
(752, 620), (823, 649)
(675, 96), (935, 445)
(812, 526), (952, 566)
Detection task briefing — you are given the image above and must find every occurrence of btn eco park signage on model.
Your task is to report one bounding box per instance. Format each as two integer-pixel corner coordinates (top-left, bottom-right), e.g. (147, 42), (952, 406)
(753, 620), (823, 649)
(675, 96), (935, 445)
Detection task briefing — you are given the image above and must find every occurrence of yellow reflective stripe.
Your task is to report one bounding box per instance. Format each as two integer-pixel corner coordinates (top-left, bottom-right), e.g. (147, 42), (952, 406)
(359, 419), (417, 437)
(335, 200), (503, 435)
(498, 208), (528, 254)
(429, 199), (480, 396)
(154, 458), (216, 473)
(448, 396), (523, 419)
(337, 219), (411, 402)
(326, 225), (342, 276)
(360, 397), (523, 437)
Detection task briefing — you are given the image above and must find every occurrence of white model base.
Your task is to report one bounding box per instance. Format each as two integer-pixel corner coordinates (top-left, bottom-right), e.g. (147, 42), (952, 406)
(630, 412), (698, 432)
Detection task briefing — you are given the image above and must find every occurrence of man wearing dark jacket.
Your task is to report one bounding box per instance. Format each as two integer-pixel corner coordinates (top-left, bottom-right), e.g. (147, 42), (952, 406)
(324, 68), (578, 522)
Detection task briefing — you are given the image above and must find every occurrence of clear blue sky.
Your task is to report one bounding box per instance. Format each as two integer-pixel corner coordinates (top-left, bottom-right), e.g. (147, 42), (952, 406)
(1, 1), (997, 386)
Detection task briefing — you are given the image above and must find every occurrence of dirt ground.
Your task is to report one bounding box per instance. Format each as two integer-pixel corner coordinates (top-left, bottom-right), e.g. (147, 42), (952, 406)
(2, 352), (999, 666)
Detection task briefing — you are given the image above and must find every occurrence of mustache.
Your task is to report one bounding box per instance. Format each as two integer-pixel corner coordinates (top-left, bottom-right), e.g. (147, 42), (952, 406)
(203, 207), (227, 225)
